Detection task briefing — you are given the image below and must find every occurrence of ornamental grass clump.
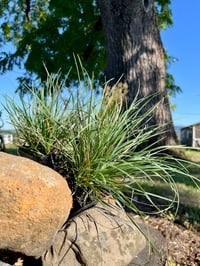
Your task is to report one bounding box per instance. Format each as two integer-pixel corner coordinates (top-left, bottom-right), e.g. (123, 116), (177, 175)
(4, 66), (200, 215)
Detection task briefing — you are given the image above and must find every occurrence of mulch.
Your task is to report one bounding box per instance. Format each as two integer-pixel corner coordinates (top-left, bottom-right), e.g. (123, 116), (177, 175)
(147, 216), (200, 266)
(128, 193), (200, 266)
(127, 209), (200, 266)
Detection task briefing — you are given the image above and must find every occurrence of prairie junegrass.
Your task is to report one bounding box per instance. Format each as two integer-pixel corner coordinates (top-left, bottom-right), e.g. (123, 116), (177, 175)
(4, 66), (200, 216)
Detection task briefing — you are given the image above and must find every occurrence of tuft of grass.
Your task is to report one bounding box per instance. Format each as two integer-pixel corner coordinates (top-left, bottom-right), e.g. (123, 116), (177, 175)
(4, 62), (200, 218)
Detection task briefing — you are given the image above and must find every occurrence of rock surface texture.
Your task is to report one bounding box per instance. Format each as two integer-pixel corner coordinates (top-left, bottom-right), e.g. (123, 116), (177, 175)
(0, 152), (72, 257)
(129, 215), (167, 266)
(42, 202), (146, 266)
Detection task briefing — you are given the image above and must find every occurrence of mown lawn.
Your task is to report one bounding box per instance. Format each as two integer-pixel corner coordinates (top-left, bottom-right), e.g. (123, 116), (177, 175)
(3, 143), (18, 155)
(138, 149), (200, 231)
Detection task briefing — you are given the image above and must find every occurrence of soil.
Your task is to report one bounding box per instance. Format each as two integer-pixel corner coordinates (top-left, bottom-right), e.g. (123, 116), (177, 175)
(129, 194), (200, 266)
(146, 216), (200, 266)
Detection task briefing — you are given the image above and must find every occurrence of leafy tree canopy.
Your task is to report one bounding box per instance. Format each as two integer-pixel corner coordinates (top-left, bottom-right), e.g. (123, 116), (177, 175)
(0, 0), (180, 94)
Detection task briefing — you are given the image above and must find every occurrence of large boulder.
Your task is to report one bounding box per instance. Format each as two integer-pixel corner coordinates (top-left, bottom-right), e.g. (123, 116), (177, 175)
(129, 215), (167, 265)
(0, 152), (72, 257)
(42, 201), (146, 266)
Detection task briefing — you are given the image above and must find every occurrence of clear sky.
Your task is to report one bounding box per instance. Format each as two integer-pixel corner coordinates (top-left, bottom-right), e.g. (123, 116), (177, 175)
(0, 0), (200, 129)
(161, 0), (200, 127)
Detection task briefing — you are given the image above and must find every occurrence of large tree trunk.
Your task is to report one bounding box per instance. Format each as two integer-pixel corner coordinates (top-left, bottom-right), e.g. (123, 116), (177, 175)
(98, 0), (177, 146)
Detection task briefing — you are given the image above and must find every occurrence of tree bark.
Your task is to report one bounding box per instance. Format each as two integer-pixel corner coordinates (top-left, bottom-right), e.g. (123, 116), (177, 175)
(98, 0), (177, 146)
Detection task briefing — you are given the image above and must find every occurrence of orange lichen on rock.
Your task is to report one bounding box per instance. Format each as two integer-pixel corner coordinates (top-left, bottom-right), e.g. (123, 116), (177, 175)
(0, 152), (72, 257)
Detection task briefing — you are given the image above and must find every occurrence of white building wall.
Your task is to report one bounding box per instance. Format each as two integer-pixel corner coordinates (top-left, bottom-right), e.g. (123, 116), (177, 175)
(192, 126), (196, 147)
(1, 134), (13, 144)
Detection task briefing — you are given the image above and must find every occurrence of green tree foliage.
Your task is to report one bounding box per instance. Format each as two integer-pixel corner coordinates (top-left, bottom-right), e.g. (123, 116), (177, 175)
(155, 0), (173, 29)
(164, 52), (182, 97)
(0, 0), (178, 95)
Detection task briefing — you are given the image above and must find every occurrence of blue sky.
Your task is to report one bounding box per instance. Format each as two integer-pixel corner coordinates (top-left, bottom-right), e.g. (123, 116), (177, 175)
(0, 0), (200, 129)
(161, 0), (200, 127)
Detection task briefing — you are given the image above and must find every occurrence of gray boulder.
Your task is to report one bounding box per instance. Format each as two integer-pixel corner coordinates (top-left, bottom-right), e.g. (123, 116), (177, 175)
(42, 202), (146, 266)
(129, 215), (167, 265)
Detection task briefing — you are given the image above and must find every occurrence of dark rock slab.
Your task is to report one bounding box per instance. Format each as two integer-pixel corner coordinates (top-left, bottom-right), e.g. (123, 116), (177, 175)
(42, 202), (146, 266)
(128, 215), (168, 266)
